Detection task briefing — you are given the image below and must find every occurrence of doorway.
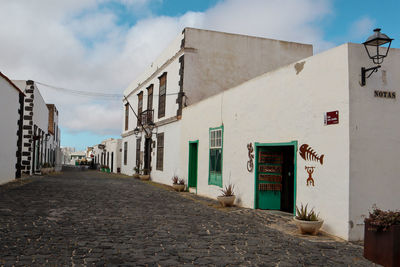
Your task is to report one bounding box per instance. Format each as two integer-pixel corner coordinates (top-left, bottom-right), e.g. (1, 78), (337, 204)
(255, 142), (296, 214)
(144, 137), (152, 172)
(111, 152), (114, 172)
(188, 141), (198, 189)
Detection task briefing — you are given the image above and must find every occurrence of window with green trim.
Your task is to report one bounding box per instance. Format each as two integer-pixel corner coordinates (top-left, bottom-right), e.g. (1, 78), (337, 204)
(209, 126), (223, 187)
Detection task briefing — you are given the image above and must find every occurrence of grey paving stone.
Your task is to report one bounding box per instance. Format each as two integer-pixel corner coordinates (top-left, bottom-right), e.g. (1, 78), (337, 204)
(0, 168), (375, 266)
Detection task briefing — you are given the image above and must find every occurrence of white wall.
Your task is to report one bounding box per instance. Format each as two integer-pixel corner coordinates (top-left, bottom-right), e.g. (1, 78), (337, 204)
(348, 44), (400, 240)
(33, 87), (49, 132)
(0, 76), (20, 184)
(103, 138), (122, 173)
(180, 44), (352, 240)
(183, 28), (313, 105)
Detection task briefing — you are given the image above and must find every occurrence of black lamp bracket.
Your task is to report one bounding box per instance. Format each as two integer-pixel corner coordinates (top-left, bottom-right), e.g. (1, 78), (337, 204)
(361, 65), (381, 86)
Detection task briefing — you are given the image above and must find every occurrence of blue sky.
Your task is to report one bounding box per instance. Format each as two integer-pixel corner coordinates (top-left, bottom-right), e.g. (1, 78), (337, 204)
(1, 0), (399, 151)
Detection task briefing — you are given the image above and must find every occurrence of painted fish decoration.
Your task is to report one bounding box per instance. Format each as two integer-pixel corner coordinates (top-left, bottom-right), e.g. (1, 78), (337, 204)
(299, 144), (324, 165)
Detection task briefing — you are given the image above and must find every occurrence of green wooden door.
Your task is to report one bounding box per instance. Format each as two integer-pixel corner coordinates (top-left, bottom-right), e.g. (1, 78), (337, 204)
(256, 147), (283, 210)
(188, 142), (198, 188)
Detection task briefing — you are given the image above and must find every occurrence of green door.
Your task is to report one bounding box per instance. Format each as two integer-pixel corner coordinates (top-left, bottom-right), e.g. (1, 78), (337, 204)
(256, 147), (283, 210)
(188, 141), (198, 188)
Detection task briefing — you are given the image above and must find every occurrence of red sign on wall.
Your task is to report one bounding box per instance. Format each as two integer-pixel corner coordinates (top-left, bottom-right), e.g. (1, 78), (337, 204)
(324, 111), (339, 125)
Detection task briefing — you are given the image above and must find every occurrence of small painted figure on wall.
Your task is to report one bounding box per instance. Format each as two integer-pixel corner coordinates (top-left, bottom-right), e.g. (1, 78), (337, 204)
(247, 143), (254, 172)
(305, 166), (315, 186)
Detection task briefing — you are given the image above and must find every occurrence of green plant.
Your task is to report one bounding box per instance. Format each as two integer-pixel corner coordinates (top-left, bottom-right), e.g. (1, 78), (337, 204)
(178, 178), (185, 185)
(142, 169), (150, 175)
(296, 203), (319, 221)
(172, 176), (179, 184)
(42, 162), (50, 168)
(134, 167), (139, 174)
(365, 205), (400, 231)
(220, 184), (234, 197)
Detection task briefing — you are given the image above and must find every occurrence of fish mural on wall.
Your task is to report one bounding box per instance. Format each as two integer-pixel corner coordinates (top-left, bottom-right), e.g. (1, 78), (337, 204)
(299, 144), (324, 165)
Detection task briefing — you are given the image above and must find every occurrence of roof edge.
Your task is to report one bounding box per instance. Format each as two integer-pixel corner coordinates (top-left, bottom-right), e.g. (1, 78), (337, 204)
(0, 72), (26, 95)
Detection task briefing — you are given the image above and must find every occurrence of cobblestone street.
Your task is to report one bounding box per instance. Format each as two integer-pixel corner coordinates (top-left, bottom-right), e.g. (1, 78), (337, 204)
(0, 168), (374, 266)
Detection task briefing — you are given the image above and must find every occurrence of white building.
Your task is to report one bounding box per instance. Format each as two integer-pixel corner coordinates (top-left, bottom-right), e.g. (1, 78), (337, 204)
(61, 147), (75, 165)
(13, 80), (61, 174)
(92, 138), (122, 173)
(0, 72), (24, 184)
(179, 43), (400, 241)
(121, 28), (312, 184)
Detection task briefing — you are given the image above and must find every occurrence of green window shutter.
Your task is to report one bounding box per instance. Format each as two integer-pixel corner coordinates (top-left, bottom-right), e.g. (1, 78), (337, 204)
(208, 126), (223, 187)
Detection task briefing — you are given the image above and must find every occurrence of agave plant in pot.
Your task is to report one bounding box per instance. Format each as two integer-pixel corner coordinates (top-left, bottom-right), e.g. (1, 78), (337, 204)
(139, 168), (150, 180)
(217, 184), (235, 207)
(293, 203), (324, 235)
(133, 167), (140, 179)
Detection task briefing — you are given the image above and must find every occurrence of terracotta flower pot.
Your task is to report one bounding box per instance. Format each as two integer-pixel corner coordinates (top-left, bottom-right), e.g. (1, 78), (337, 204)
(133, 173), (140, 179)
(139, 174), (150, 180)
(172, 184), (185, 192)
(217, 195), (236, 207)
(293, 217), (324, 235)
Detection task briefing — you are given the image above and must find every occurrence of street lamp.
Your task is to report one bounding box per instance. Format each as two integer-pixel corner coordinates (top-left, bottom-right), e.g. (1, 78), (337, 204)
(361, 28), (393, 86)
(133, 127), (140, 136)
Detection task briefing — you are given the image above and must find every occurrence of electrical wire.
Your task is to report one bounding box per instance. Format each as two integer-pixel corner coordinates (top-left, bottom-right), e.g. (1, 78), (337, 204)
(36, 81), (182, 99)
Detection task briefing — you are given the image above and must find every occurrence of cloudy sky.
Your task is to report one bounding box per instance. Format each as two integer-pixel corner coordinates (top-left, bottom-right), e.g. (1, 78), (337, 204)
(0, 0), (398, 150)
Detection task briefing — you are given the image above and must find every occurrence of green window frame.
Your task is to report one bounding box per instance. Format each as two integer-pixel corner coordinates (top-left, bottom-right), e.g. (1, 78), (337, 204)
(208, 125), (223, 187)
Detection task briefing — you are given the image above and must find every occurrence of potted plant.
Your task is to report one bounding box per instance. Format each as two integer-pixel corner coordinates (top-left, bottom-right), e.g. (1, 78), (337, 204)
(105, 165), (111, 173)
(41, 163), (50, 175)
(217, 184), (236, 207)
(172, 176), (185, 192)
(364, 205), (400, 267)
(293, 203), (324, 235)
(139, 168), (150, 180)
(133, 167), (140, 178)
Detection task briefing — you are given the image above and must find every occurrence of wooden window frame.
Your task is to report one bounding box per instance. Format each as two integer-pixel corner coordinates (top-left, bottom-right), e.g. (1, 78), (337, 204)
(147, 84), (153, 111)
(158, 73), (167, 119)
(123, 142), (128, 165)
(156, 133), (164, 171)
(208, 126), (223, 187)
(125, 103), (129, 131)
(137, 92), (143, 126)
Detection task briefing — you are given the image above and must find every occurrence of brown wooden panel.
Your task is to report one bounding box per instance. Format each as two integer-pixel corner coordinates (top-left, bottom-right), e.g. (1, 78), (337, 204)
(259, 165), (282, 173)
(259, 152), (283, 164)
(258, 183), (282, 191)
(259, 174), (282, 183)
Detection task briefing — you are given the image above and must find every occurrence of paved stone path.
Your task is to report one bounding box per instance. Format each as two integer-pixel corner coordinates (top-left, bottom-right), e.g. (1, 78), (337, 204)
(0, 168), (375, 266)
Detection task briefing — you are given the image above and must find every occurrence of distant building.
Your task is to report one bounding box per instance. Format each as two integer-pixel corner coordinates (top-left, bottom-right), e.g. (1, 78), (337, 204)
(61, 147), (75, 164)
(92, 138), (122, 173)
(12, 80), (61, 174)
(0, 72), (24, 184)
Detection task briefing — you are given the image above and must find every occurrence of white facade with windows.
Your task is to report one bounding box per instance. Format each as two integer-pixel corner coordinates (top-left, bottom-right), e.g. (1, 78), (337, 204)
(92, 138), (122, 173)
(121, 28), (312, 185)
(179, 43), (400, 241)
(13, 80), (61, 175)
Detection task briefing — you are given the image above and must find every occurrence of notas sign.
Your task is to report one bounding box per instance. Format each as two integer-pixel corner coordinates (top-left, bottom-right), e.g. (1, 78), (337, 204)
(374, 90), (396, 99)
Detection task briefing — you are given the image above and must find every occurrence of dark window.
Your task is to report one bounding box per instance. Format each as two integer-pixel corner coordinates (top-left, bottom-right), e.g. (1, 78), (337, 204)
(137, 92), (143, 126)
(124, 142), (128, 165)
(136, 138), (141, 168)
(125, 104), (129, 131)
(158, 73), (166, 118)
(147, 84), (153, 110)
(156, 133), (164, 171)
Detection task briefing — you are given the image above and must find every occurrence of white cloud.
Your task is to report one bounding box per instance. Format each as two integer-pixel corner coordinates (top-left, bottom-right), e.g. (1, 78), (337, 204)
(349, 16), (375, 40)
(0, 0), (334, 138)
